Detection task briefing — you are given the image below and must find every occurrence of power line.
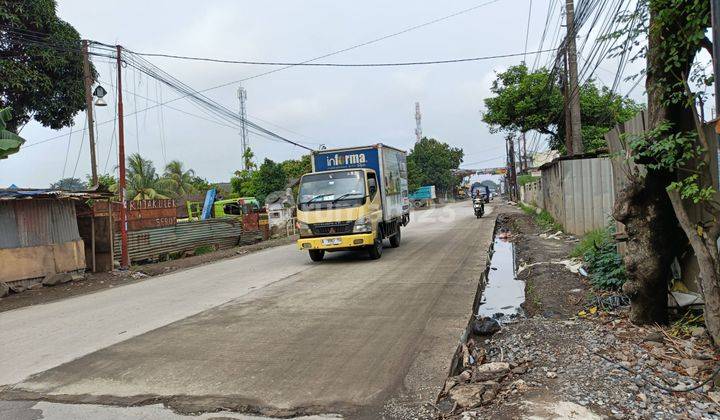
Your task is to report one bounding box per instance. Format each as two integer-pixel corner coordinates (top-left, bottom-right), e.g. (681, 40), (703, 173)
(126, 48), (556, 67)
(523, 0), (534, 62)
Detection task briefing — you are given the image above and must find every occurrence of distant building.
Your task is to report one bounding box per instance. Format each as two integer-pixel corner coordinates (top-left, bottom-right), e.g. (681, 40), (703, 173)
(529, 150), (560, 168)
(265, 188), (295, 235)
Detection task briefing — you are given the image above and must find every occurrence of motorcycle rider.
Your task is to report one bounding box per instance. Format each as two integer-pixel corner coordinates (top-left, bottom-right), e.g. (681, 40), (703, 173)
(473, 190), (485, 217)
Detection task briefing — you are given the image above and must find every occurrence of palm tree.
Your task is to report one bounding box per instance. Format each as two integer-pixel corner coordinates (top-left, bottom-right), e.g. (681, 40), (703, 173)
(162, 160), (195, 197)
(125, 153), (168, 200)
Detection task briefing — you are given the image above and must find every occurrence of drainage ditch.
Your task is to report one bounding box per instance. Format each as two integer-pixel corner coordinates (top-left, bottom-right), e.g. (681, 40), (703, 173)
(477, 236), (523, 319)
(447, 217), (525, 377)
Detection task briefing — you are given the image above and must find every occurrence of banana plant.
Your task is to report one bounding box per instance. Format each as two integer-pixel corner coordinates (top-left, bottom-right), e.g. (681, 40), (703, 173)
(0, 108), (25, 160)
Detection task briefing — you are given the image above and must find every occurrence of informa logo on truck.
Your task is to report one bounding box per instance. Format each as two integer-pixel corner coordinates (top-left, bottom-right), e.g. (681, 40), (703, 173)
(314, 148), (379, 171)
(326, 153), (366, 167)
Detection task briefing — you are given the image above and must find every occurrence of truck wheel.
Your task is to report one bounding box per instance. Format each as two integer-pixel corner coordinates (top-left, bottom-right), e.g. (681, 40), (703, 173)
(389, 227), (401, 248)
(309, 249), (325, 262)
(368, 239), (383, 260)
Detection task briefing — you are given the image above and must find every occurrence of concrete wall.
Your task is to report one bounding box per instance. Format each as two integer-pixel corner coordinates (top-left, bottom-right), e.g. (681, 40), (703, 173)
(519, 181), (542, 207)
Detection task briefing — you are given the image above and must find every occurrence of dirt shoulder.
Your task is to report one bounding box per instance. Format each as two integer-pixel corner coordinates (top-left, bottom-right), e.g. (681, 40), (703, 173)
(436, 209), (718, 419)
(0, 235), (297, 313)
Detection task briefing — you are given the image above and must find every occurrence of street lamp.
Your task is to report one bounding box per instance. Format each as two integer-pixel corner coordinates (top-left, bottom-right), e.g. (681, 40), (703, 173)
(93, 85), (108, 107)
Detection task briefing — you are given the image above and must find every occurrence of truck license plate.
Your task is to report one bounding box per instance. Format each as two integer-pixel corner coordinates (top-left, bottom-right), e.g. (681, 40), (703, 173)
(322, 238), (342, 245)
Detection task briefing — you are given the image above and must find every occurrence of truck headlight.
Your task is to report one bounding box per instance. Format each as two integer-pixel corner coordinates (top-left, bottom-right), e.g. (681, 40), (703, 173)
(353, 216), (372, 233)
(296, 221), (313, 237)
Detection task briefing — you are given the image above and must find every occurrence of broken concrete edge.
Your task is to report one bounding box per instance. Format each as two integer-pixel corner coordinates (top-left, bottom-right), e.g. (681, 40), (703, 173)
(0, 388), (350, 418)
(442, 214), (501, 392)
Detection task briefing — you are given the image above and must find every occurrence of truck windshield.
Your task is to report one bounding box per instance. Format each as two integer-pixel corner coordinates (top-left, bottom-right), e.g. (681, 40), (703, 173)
(298, 171), (366, 210)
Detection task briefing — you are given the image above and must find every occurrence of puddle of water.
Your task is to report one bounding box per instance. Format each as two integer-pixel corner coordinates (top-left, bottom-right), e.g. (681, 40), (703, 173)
(477, 238), (525, 318)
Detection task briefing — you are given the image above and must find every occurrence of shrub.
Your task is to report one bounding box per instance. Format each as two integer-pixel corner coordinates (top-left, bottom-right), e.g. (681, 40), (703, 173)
(571, 228), (611, 258)
(580, 225), (626, 290)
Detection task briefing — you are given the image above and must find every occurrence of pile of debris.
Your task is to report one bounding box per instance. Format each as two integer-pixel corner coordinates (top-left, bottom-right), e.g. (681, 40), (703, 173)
(436, 317), (530, 416)
(437, 311), (720, 419)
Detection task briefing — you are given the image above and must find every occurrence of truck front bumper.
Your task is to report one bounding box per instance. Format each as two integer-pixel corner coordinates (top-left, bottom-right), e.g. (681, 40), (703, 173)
(297, 233), (375, 251)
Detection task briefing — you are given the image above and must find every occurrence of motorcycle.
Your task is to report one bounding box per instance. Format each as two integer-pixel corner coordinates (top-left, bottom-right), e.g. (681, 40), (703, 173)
(473, 198), (484, 218)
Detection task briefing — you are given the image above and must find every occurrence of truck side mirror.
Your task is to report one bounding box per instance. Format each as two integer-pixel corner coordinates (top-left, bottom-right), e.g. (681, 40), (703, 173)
(368, 177), (377, 197)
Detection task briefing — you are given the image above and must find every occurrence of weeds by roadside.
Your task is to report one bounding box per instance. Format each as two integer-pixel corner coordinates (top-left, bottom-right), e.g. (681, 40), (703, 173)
(573, 225), (626, 290)
(570, 228), (611, 258)
(518, 202), (563, 232)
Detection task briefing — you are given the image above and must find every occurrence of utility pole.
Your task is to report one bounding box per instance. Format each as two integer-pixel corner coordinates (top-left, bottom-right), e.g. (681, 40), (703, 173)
(116, 45), (129, 269)
(238, 85), (250, 170)
(562, 52), (574, 155)
(414, 102), (422, 142)
(82, 40), (98, 185)
(564, 0), (583, 154)
(507, 134), (518, 200)
(521, 132), (528, 173)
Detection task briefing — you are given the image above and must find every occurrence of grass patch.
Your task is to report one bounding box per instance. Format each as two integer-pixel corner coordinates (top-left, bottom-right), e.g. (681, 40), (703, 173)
(518, 203), (563, 232)
(571, 228), (611, 258)
(194, 245), (216, 256)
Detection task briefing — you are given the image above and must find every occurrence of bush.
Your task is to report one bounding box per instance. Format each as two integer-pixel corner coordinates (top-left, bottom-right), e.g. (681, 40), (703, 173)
(571, 228), (611, 258)
(580, 225), (626, 290)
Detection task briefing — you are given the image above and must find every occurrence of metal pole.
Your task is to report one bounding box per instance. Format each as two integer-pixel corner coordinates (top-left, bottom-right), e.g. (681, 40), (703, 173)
(82, 40), (98, 185)
(117, 45), (129, 269)
(564, 0), (583, 154)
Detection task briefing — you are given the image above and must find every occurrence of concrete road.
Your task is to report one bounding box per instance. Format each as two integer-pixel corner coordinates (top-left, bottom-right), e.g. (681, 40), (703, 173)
(0, 201), (496, 418)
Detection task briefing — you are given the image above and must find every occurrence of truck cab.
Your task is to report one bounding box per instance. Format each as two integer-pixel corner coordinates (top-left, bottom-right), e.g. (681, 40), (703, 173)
(296, 144), (409, 262)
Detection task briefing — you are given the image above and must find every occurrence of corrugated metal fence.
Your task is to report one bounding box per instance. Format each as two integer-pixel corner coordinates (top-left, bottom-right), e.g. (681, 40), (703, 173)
(521, 157), (615, 235)
(0, 200), (80, 248)
(113, 218), (262, 263)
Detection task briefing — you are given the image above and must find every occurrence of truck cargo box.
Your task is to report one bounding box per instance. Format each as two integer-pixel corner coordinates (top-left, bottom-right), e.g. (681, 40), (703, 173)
(312, 144), (409, 222)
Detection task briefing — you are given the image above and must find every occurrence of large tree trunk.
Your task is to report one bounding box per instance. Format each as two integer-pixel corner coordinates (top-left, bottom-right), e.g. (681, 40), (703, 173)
(612, 2), (688, 325)
(613, 173), (678, 324)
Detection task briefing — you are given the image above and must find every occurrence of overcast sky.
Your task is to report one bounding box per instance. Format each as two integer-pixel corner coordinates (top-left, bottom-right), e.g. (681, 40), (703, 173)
(1, 0), (646, 188)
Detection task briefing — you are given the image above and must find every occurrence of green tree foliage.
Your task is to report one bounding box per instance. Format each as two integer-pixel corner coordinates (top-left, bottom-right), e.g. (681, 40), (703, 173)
(0, 0), (91, 131)
(0, 108), (25, 159)
(482, 64), (643, 153)
(407, 137), (463, 193)
(125, 153), (168, 200)
(483, 66), (562, 137)
(242, 146), (256, 171)
(85, 173), (116, 191)
(189, 176), (211, 193)
(231, 158), (289, 204)
(50, 177), (86, 191)
(281, 155), (312, 181)
(162, 160), (195, 198)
